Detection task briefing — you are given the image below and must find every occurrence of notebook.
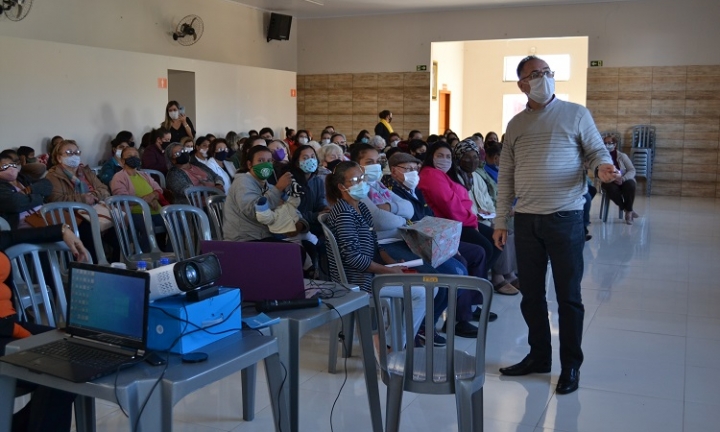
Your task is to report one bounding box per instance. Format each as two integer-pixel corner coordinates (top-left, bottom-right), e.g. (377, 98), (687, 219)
(0, 262), (150, 383)
(200, 240), (307, 302)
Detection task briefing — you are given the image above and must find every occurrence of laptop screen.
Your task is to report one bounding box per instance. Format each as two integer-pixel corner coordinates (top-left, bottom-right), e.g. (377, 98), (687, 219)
(67, 263), (149, 350)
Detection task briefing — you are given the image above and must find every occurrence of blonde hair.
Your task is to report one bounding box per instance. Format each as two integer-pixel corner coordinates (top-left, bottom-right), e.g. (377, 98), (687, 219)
(54, 139), (79, 164)
(180, 136), (194, 146)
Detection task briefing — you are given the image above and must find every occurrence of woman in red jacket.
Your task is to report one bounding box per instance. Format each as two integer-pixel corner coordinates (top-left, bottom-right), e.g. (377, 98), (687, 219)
(418, 141), (501, 271)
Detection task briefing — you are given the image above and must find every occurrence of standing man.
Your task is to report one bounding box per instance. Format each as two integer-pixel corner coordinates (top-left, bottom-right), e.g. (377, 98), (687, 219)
(493, 56), (620, 394)
(374, 110), (393, 141)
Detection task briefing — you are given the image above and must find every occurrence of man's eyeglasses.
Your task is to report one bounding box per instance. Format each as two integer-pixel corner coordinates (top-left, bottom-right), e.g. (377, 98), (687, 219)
(0, 163), (18, 171)
(521, 69), (555, 82)
(394, 165), (418, 172)
(63, 150), (82, 156)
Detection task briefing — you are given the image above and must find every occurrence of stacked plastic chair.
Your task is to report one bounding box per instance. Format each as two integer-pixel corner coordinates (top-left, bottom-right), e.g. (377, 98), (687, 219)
(630, 125), (656, 196)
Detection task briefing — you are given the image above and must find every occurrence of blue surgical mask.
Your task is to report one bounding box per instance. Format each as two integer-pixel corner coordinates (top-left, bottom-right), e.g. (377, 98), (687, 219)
(299, 158), (318, 174)
(361, 137), (369, 144)
(345, 181), (369, 201)
(363, 164), (382, 183)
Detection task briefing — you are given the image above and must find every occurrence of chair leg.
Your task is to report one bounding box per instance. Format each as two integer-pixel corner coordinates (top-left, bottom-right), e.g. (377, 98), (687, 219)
(601, 195), (609, 223)
(472, 388), (484, 432)
(385, 375), (404, 432)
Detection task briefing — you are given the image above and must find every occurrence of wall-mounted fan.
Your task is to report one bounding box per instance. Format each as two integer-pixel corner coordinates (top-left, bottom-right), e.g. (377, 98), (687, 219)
(172, 15), (204, 46)
(0, 0), (33, 21)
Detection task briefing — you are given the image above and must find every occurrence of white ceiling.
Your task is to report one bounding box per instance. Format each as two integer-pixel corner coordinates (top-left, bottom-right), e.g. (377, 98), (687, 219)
(229, 0), (631, 19)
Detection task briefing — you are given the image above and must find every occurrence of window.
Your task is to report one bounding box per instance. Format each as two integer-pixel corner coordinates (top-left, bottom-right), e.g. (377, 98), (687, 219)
(503, 54), (571, 82)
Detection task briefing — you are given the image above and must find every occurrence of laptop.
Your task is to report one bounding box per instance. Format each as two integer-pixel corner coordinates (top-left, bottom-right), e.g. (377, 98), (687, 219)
(0, 262), (150, 383)
(200, 240), (307, 302)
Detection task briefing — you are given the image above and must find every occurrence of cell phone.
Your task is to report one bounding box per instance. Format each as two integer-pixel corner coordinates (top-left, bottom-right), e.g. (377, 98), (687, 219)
(145, 352), (167, 366)
(179, 106), (185, 115)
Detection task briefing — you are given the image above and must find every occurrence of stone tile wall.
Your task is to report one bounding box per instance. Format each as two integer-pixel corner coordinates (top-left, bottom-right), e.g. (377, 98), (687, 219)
(587, 66), (720, 197)
(296, 72), (430, 142)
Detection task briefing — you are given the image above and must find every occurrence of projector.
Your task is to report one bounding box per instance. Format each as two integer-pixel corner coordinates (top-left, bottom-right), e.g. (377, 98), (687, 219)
(148, 253), (222, 302)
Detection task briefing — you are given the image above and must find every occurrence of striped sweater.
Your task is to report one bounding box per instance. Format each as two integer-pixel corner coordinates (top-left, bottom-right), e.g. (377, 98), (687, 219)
(327, 199), (377, 292)
(496, 98), (612, 230)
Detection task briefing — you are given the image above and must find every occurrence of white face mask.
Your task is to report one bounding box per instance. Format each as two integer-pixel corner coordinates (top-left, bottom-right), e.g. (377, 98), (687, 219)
(363, 164), (383, 183)
(62, 155), (81, 168)
(298, 137), (309, 145)
(606, 144), (616, 152)
(200, 148), (208, 156)
(528, 75), (555, 104)
(390, 140), (400, 148)
(115, 149), (123, 159)
(321, 139), (330, 145)
(168, 111), (180, 120)
(434, 157), (452, 173)
(402, 170), (420, 190)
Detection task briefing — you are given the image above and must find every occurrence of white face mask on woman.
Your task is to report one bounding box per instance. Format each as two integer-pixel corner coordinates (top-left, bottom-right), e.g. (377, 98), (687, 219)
(168, 111), (180, 120)
(433, 158), (452, 173)
(62, 155), (81, 168)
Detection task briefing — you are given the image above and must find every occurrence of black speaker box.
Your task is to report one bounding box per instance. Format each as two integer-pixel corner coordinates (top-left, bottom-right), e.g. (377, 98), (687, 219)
(267, 13), (292, 42)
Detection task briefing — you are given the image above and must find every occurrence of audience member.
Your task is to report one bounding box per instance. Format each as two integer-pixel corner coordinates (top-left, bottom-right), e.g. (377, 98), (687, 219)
(387, 132), (401, 148)
(485, 131), (499, 144)
(225, 131), (241, 156)
(602, 134), (639, 224)
(284, 127), (296, 152)
(0, 155), (52, 229)
(191, 135), (212, 166)
(233, 135), (267, 172)
(317, 143), (344, 176)
(324, 125), (336, 135)
(162, 100), (195, 143)
(319, 130), (332, 146)
(259, 127), (274, 140)
(354, 130), (371, 146)
(98, 136), (130, 186)
(370, 135), (386, 153)
(110, 147), (167, 251)
(206, 139), (236, 192)
(331, 133), (348, 154)
(141, 128), (171, 175)
(165, 142), (224, 205)
(408, 139), (427, 161)
(138, 131), (152, 158)
(408, 130), (423, 141)
(474, 144), (498, 205)
(288, 145), (329, 236)
(374, 110), (393, 141)
(484, 141), (501, 183)
(45, 135), (64, 169)
(16, 146), (46, 181)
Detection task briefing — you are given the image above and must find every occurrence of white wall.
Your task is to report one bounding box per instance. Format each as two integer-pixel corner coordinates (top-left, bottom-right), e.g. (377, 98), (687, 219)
(462, 37), (588, 136)
(0, 0), (297, 72)
(0, 35), (296, 166)
(168, 70), (197, 124)
(297, 0), (719, 74)
(430, 42), (465, 137)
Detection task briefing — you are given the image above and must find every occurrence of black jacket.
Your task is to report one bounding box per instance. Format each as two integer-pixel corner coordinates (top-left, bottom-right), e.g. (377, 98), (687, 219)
(0, 175), (53, 229)
(384, 178), (433, 222)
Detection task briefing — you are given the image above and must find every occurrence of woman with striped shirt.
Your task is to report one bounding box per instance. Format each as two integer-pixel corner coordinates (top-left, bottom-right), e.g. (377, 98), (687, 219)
(325, 161), (428, 340)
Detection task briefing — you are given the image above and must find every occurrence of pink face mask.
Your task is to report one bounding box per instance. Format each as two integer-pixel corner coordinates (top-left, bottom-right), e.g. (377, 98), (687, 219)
(0, 166), (19, 182)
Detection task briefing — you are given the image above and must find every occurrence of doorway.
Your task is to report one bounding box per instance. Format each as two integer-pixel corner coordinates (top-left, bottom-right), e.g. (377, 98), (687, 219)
(168, 70), (196, 128)
(438, 90), (451, 134)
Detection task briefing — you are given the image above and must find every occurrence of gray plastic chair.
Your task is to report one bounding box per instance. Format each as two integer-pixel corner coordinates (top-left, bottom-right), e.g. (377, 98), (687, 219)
(40, 202), (108, 265)
(0, 217), (10, 231)
(207, 194), (226, 240)
(140, 168), (166, 188)
(4, 242), (72, 328)
(105, 195), (175, 268)
(598, 188), (623, 223)
(160, 205), (212, 261)
(372, 274), (494, 432)
(185, 186), (222, 210)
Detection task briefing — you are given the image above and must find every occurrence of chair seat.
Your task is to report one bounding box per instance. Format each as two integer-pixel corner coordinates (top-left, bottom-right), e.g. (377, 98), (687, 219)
(386, 348), (479, 382)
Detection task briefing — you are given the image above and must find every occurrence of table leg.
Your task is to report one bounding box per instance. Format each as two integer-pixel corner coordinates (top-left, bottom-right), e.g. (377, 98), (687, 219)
(342, 314), (355, 358)
(356, 306), (383, 432)
(0, 376), (17, 432)
(74, 395), (96, 432)
(128, 382), (163, 432)
(270, 320), (300, 432)
(264, 353), (291, 432)
(241, 365), (257, 421)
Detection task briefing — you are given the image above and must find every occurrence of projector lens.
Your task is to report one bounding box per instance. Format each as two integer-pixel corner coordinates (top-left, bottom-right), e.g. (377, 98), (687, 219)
(185, 264), (199, 285)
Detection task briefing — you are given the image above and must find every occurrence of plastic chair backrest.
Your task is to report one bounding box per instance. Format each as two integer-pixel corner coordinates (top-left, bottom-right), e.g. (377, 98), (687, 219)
(0, 217), (10, 231)
(207, 194), (226, 240)
(160, 204), (212, 260)
(105, 195), (161, 258)
(90, 166), (102, 175)
(372, 274), (493, 393)
(318, 213), (349, 284)
(5, 242), (72, 328)
(184, 186), (222, 210)
(140, 169), (166, 189)
(40, 202), (107, 265)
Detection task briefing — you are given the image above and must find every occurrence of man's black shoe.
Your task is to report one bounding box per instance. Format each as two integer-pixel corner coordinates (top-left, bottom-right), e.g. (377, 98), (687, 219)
(471, 307), (498, 322)
(556, 368), (580, 394)
(499, 356), (552, 376)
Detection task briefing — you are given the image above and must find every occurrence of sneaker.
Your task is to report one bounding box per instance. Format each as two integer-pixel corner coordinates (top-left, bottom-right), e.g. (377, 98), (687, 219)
(416, 327), (446, 347)
(455, 321), (479, 338)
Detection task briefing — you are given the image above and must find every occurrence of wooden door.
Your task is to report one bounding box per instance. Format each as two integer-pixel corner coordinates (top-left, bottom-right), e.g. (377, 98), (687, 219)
(438, 90), (451, 133)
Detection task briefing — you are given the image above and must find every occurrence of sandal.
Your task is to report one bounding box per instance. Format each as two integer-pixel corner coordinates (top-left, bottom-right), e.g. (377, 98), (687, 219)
(494, 282), (519, 296)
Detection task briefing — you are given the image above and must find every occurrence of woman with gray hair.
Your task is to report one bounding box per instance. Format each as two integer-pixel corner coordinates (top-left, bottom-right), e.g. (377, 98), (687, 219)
(165, 142), (224, 204)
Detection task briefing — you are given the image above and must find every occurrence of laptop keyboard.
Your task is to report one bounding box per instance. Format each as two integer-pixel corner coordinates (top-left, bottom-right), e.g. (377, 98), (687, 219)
(29, 340), (132, 369)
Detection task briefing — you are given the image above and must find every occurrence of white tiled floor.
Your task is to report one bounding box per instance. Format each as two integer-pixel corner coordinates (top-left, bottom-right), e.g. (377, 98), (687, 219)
(72, 196), (720, 431)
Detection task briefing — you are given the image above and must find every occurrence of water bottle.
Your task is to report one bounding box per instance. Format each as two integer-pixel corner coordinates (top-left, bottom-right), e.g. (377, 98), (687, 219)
(159, 257), (170, 266)
(136, 261), (148, 272)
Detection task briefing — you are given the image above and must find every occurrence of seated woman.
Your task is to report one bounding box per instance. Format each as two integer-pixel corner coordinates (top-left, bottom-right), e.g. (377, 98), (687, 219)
(200, 138), (235, 194)
(454, 140), (519, 296)
(165, 143), (224, 205)
(141, 128), (171, 175)
(110, 147), (168, 252)
(46, 140), (113, 263)
(268, 139), (291, 179)
(1, 224), (88, 432)
(418, 141), (501, 272)
(408, 139), (428, 162)
(231, 135), (267, 173)
(98, 136), (131, 186)
(325, 161), (427, 343)
(602, 133), (639, 225)
(317, 143), (344, 176)
(288, 145), (329, 237)
(0, 155), (52, 230)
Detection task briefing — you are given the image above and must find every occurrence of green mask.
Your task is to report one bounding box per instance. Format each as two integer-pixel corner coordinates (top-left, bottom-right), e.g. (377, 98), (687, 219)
(26, 157), (38, 164)
(252, 162), (274, 180)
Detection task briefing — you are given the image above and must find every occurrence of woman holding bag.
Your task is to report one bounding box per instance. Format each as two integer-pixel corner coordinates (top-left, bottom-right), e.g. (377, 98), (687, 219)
(45, 140), (116, 262)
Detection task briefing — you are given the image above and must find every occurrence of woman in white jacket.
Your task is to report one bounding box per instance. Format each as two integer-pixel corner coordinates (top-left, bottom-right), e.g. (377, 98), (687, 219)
(602, 134), (639, 225)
